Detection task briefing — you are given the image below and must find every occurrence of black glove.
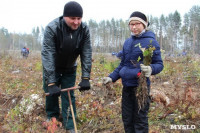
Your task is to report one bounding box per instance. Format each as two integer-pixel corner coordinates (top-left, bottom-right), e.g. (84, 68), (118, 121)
(48, 85), (61, 96)
(78, 78), (90, 91)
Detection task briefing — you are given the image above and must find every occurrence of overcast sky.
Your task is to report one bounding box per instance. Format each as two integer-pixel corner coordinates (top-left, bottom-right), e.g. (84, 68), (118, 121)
(0, 0), (199, 34)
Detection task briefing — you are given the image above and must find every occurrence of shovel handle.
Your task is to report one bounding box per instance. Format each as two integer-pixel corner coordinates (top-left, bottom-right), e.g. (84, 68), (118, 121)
(68, 90), (78, 133)
(45, 86), (80, 96)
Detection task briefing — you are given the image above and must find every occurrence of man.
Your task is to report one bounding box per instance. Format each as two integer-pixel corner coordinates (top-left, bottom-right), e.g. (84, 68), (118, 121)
(41, 1), (92, 132)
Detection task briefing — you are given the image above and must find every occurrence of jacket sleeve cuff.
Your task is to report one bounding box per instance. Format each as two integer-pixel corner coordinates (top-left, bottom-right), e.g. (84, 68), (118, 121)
(109, 74), (119, 83)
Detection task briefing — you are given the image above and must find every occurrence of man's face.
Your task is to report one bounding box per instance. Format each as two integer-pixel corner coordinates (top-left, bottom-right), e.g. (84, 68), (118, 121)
(64, 17), (82, 30)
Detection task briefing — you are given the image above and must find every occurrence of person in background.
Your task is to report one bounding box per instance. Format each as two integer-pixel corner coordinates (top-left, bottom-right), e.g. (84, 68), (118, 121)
(182, 49), (187, 56)
(41, 1), (92, 132)
(26, 47), (29, 55)
(21, 46), (29, 58)
(116, 50), (123, 59)
(103, 11), (163, 133)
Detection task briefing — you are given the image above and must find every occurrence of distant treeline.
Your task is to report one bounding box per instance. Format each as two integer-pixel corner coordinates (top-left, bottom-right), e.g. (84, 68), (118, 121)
(0, 5), (200, 55)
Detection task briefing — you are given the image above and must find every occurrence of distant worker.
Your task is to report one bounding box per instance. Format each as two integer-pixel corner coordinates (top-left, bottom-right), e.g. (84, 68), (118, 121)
(26, 47), (30, 55)
(21, 46), (29, 58)
(182, 50), (187, 56)
(116, 50), (123, 59)
(112, 52), (116, 56)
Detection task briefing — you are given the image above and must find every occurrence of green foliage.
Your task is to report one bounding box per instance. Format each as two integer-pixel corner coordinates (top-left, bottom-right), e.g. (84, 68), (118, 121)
(5, 104), (27, 131)
(5, 79), (23, 94)
(181, 55), (200, 83)
(34, 61), (42, 71)
(8, 105), (21, 120)
(135, 41), (155, 65)
(104, 60), (120, 72)
(137, 56), (141, 62)
(160, 61), (176, 77)
(142, 47), (155, 65)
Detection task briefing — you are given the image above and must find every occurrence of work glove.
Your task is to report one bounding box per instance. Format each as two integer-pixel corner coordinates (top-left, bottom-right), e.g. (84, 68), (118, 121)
(140, 64), (152, 77)
(103, 77), (112, 84)
(48, 84), (61, 96)
(78, 78), (90, 91)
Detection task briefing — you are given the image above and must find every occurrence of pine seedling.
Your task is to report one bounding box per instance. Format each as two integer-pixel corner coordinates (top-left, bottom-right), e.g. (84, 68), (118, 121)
(135, 40), (155, 111)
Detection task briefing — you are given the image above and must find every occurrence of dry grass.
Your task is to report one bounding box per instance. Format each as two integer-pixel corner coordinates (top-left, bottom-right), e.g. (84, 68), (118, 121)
(0, 52), (200, 132)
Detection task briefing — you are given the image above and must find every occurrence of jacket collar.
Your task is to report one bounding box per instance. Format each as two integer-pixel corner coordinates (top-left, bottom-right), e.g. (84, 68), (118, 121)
(131, 29), (146, 37)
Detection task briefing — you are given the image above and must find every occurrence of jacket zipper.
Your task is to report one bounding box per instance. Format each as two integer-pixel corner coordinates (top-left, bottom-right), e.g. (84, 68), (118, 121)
(70, 33), (72, 39)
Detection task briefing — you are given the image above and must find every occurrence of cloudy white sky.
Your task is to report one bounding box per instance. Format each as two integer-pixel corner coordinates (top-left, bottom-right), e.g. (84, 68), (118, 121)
(0, 0), (199, 34)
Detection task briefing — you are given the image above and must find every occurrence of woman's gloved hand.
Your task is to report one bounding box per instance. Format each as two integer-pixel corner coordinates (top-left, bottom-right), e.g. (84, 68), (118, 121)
(102, 77), (112, 84)
(140, 64), (152, 77)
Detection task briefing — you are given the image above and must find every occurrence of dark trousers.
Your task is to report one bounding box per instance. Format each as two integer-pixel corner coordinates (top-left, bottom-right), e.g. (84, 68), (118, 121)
(122, 87), (150, 133)
(43, 71), (76, 130)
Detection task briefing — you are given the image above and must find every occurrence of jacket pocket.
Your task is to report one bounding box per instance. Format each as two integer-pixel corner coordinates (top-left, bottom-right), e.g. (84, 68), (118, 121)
(119, 66), (140, 80)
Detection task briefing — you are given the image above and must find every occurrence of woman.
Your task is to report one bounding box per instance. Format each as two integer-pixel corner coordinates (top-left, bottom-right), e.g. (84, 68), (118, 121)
(103, 11), (164, 133)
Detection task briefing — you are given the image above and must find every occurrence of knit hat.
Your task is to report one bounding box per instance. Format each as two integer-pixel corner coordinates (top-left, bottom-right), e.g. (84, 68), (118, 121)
(129, 11), (149, 29)
(63, 1), (83, 17)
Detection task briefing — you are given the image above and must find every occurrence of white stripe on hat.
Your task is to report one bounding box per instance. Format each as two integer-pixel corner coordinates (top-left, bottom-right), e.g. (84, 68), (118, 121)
(129, 17), (148, 29)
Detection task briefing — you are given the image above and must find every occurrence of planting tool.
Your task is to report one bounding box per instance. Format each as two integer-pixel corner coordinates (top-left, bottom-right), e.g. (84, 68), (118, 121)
(45, 86), (80, 133)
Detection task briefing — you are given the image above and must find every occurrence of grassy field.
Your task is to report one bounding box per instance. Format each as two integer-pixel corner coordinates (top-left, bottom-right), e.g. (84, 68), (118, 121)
(0, 52), (200, 133)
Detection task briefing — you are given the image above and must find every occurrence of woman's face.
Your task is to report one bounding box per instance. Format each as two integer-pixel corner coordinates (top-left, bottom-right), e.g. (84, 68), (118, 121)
(129, 20), (145, 36)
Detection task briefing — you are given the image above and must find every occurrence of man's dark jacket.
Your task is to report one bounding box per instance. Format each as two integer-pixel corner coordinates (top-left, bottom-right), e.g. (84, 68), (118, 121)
(42, 16), (92, 84)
